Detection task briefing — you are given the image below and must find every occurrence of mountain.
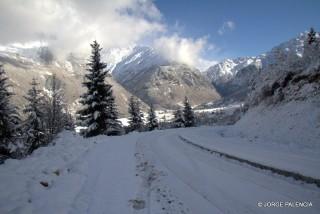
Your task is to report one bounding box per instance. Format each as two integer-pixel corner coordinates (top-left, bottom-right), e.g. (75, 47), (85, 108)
(112, 46), (169, 81)
(0, 46), (147, 117)
(204, 32), (310, 102)
(204, 57), (261, 102)
(259, 33), (306, 73)
(102, 46), (135, 72)
(206, 57), (260, 84)
(1, 32), (310, 115)
(247, 31), (320, 106)
(112, 46), (220, 109)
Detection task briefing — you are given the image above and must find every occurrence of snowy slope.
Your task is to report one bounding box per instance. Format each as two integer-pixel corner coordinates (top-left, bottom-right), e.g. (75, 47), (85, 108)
(112, 46), (169, 82)
(0, 132), (141, 214)
(234, 99), (320, 150)
(179, 124), (320, 179)
(102, 46), (135, 72)
(261, 33), (305, 71)
(0, 43), (43, 64)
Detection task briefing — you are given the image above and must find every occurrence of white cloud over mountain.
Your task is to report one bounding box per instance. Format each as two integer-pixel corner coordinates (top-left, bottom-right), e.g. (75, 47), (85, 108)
(0, 0), (216, 70)
(153, 35), (216, 70)
(0, 0), (164, 55)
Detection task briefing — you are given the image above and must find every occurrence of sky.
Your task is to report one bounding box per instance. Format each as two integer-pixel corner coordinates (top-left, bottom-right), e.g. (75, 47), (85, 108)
(156, 0), (320, 60)
(0, 0), (319, 70)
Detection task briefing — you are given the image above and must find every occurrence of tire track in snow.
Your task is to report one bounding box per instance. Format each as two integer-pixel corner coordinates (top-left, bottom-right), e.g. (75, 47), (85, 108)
(150, 134), (254, 214)
(150, 133), (320, 214)
(135, 136), (192, 214)
(179, 135), (320, 188)
(69, 144), (105, 214)
(177, 135), (319, 206)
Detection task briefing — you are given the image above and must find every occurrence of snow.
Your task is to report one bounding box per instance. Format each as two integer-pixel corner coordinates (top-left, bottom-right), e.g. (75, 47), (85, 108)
(152, 104), (242, 123)
(205, 32), (308, 87)
(1, 124), (319, 213)
(206, 57), (258, 83)
(179, 126), (320, 179)
(118, 118), (129, 126)
(0, 43), (44, 64)
(195, 103), (243, 113)
(64, 61), (73, 73)
(125, 51), (143, 64)
(0, 132), (141, 214)
(112, 46), (169, 83)
(0, 132), (91, 213)
(102, 46), (134, 72)
(93, 111), (100, 120)
(149, 132), (319, 214)
(1, 41), (320, 213)
(233, 99), (320, 151)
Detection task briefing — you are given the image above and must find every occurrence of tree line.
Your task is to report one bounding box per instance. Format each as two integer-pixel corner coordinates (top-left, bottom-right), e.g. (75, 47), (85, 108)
(77, 41), (196, 137)
(0, 68), (73, 160)
(0, 40), (196, 161)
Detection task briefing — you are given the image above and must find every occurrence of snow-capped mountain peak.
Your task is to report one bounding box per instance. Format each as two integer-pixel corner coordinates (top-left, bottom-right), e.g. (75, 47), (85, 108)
(205, 57), (259, 84)
(205, 32), (310, 86)
(112, 46), (169, 82)
(102, 46), (135, 72)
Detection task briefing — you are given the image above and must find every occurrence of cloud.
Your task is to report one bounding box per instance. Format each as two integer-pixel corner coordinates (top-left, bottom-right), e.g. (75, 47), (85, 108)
(196, 58), (217, 71)
(153, 34), (216, 70)
(218, 21), (235, 35)
(0, 0), (218, 70)
(0, 0), (165, 58)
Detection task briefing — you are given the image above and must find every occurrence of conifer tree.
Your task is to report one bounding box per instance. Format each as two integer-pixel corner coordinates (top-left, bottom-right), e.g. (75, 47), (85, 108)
(183, 96), (195, 127)
(105, 87), (122, 136)
(0, 65), (20, 157)
(304, 27), (320, 65)
(173, 109), (184, 128)
(77, 41), (120, 137)
(128, 96), (144, 132)
(147, 104), (158, 131)
(23, 78), (46, 153)
(307, 27), (316, 45)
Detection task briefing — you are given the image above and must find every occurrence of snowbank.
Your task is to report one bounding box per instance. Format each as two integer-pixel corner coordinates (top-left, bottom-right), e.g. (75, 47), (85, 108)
(0, 131), (93, 213)
(232, 99), (320, 151)
(0, 131), (142, 214)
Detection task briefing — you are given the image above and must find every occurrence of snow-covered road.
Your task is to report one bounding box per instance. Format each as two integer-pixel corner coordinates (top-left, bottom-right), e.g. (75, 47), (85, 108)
(0, 129), (319, 214)
(140, 131), (320, 214)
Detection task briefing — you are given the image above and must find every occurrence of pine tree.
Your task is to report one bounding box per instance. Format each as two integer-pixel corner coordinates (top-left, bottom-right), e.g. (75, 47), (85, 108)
(147, 104), (158, 131)
(0, 65), (20, 157)
(128, 96), (144, 132)
(304, 27), (320, 65)
(183, 96), (195, 127)
(43, 74), (66, 140)
(23, 78), (47, 154)
(105, 87), (122, 136)
(307, 27), (316, 45)
(173, 109), (184, 128)
(77, 40), (120, 137)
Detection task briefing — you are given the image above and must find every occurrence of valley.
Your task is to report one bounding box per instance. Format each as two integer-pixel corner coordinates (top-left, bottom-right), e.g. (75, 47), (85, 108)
(0, 1), (319, 213)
